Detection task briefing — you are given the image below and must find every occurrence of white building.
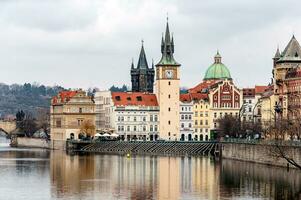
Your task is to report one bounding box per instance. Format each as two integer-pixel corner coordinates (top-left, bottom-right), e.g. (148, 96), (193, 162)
(95, 91), (160, 141)
(179, 94), (194, 141)
(94, 91), (114, 132)
(242, 86), (268, 122)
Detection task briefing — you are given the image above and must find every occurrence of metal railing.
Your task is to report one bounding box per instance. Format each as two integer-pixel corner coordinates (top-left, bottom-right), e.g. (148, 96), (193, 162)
(222, 138), (301, 147)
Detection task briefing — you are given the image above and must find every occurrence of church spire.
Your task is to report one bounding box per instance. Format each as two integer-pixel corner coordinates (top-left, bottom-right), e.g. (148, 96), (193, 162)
(131, 58), (134, 69)
(157, 17), (180, 66)
(137, 40), (149, 69)
(274, 46), (281, 59)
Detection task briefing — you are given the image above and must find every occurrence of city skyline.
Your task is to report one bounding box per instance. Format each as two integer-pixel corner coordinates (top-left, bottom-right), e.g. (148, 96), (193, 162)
(2, 0), (301, 90)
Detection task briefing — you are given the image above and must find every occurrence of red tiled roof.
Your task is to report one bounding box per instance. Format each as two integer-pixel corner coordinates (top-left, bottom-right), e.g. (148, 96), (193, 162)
(255, 85), (269, 94)
(243, 88), (255, 97)
(112, 92), (158, 107)
(52, 90), (78, 104)
(180, 94), (192, 102)
(190, 93), (209, 101)
(188, 80), (219, 93)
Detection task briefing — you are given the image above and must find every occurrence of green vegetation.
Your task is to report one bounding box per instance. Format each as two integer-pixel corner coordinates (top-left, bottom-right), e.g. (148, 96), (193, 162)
(0, 83), (64, 118)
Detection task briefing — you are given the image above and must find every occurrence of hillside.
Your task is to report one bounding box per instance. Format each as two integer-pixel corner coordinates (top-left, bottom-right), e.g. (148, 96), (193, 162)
(0, 83), (65, 118)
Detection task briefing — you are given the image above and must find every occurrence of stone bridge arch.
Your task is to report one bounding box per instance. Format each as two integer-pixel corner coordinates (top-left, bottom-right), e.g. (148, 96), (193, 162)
(0, 121), (17, 135)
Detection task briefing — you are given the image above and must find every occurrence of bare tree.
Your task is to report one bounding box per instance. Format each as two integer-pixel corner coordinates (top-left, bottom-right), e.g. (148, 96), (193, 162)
(80, 120), (96, 137)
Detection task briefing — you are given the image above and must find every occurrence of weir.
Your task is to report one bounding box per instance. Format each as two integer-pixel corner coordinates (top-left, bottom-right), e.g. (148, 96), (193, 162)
(68, 140), (219, 156)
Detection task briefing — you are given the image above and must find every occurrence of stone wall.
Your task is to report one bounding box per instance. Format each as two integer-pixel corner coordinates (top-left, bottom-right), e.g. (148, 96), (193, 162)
(51, 140), (66, 150)
(222, 142), (301, 168)
(13, 137), (51, 149)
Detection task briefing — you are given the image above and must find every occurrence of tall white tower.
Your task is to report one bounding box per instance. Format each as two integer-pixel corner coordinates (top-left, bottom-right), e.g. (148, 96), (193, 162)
(155, 19), (181, 141)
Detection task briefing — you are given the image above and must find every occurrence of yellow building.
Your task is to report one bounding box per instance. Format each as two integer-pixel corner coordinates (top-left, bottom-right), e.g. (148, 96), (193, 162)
(50, 90), (95, 149)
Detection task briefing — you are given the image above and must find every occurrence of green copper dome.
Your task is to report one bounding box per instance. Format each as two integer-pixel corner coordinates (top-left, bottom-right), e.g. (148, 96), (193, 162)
(203, 51), (232, 80)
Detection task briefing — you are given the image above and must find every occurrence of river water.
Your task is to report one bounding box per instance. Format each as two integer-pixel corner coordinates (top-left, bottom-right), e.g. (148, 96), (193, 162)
(0, 137), (300, 200)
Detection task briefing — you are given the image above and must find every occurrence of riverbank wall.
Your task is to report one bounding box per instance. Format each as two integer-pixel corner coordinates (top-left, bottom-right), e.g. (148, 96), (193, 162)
(11, 137), (51, 149)
(222, 141), (301, 168)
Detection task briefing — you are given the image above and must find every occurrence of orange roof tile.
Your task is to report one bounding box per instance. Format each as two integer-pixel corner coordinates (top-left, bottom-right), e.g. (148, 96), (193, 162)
(52, 90), (78, 104)
(112, 92), (158, 107)
(180, 94), (192, 102)
(188, 80), (219, 93)
(190, 93), (209, 101)
(255, 85), (269, 94)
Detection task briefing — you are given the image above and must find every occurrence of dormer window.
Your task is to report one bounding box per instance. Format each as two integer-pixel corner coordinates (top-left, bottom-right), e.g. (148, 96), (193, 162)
(136, 96), (142, 101)
(115, 96), (121, 101)
(126, 97), (131, 101)
(295, 52), (299, 57)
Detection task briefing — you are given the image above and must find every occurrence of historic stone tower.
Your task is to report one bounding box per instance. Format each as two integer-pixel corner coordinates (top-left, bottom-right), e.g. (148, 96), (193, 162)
(155, 20), (181, 141)
(131, 42), (155, 93)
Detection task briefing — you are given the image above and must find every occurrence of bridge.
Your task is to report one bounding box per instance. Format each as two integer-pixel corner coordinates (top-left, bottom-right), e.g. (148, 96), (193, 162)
(0, 120), (17, 135)
(67, 140), (220, 157)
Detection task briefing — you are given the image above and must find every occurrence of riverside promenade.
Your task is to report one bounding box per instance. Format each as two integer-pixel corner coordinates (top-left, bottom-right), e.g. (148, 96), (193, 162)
(67, 140), (219, 156)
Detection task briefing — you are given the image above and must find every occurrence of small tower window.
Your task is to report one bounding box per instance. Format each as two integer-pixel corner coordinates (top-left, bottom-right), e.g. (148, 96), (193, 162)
(168, 81), (171, 85)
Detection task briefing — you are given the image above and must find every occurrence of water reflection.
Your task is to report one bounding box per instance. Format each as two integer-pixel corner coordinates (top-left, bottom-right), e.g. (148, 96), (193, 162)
(0, 137), (300, 200)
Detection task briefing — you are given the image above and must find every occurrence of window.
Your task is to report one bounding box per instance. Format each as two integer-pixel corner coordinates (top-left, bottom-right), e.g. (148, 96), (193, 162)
(214, 113), (217, 118)
(118, 126), (121, 131)
(134, 117), (137, 122)
(168, 94), (171, 99)
(127, 116), (130, 121)
(79, 108), (82, 113)
(188, 115), (192, 120)
(195, 120), (198, 125)
(195, 112), (198, 117)
(188, 123), (192, 128)
(185, 115), (188, 120)
(127, 126), (130, 131)
(56, 120), (61, 128)
(134, 126), (137, 131)
(200, 112), (203, 117)
(249, 100), (252, 104)
(168, 107), (171, 112)
(200, 120), (203, 125)
(205, 112), (208, 117)
(121, 116), (124, 121)
(214, 123), (217, 128)
(143, 126), (146, 131)
(168, 81), (171, 85)
(205, 120), (208, 125)
(181, 115), (184, 120)
(181, 107), (184, 111)
(154, 115), (158, 122)
(154, 125), (158, 131)
(205, 129), (208, 133)
(150, 115), (153, 122)
(249, 107), (252, 112)
(181, 123), (184, 128)
(118, 116), (121, 121)
(150, 125), (153, 132)
(168, 121), (171, 125)
(143, 116), (146, 122)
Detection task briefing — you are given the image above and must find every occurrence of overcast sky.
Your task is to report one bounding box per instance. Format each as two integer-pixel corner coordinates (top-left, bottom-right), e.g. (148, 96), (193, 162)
(1, 0), (301, 90)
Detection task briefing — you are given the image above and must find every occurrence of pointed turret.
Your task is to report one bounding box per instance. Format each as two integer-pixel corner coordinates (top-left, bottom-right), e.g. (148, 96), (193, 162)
(157, 18), (180, 66)
(214, 50), (222, 63)
(278, 35), (301, 62)
(152, 59), (154, 69)
(131, 58), (135, 69)
(274, 47), (281, 59)
(137, 40), (149, 69)
(171, 34), (174, 53)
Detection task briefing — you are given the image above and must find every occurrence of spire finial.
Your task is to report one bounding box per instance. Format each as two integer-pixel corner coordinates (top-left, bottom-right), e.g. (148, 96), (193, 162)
(141, 39), (144, 46)
(167, 12), (169, 22)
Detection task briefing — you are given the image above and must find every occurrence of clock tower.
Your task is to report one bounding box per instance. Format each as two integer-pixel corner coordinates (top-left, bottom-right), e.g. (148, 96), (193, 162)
(155, 19), (181, 141)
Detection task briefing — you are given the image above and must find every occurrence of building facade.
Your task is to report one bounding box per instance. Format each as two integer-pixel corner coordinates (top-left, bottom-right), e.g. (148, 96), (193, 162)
(131, 42), (155, 93)
(188, 52), (242, 140)
(179, 94), (193, 141)
(50, 90), (95, 148)
(111, 92), (159, 141)
(95, 90), (114, 132)
(155, 20), (181, 141)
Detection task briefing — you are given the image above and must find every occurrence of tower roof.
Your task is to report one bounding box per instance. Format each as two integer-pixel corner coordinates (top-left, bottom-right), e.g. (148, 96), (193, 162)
(137, 41), (149, 69)
(204, 52), (232, 80)
(157, 19), (180, 66)
(274, 47), (281, 58)
(279, 35), (301, 62)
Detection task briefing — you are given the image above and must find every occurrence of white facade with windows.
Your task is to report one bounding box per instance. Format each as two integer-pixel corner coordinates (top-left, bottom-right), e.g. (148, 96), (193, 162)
(179, 99), (193, 141)
(114, 106), (159, 141)
(95, 91), (114, 132)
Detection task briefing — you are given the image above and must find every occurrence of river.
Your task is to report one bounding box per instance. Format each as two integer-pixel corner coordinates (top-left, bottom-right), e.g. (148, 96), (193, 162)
(0, 136), (300, 200)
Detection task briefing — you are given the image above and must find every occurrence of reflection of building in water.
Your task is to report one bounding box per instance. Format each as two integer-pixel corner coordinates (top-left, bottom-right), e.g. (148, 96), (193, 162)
(50, 152), (96, 198)
(220, 159), (301, 200)
(180, 157), (219, 200)
(158, 157), (180, 200)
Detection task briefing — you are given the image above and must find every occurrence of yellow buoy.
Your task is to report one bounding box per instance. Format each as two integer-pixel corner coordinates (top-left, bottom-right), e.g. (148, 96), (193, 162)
(126, 153), (131, 158)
